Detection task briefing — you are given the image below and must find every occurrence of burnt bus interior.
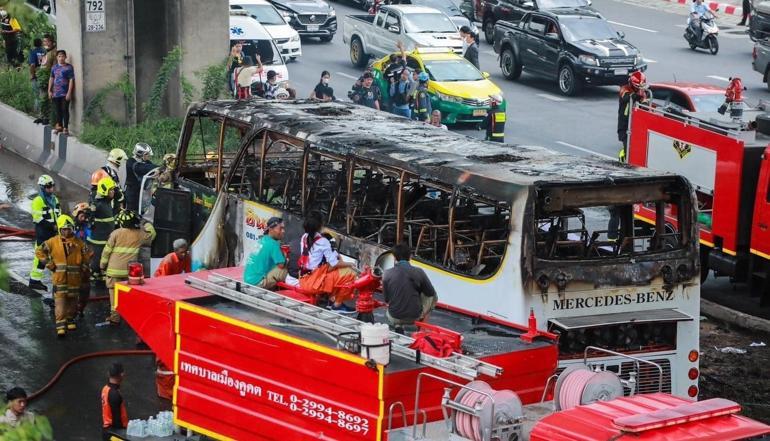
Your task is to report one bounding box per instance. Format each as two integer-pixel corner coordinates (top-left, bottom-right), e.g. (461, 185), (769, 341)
(166, 110), (511, 278)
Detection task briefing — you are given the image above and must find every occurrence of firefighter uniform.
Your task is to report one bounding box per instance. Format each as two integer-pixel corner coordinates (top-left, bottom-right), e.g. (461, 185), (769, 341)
(100, 212), (156, 323)
(35, 215), (92, 336)
(29, 177), (61, 286)
(89, 178), (119, 286)
(616, 85), (650, 162)
(485, 106), (506, 142)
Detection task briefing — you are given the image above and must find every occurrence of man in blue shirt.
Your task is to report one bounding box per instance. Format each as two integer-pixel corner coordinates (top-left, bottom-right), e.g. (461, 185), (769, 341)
(390, 68), (414, 119)
(689, 0), (715, 41)
(244, 217), (288, 289)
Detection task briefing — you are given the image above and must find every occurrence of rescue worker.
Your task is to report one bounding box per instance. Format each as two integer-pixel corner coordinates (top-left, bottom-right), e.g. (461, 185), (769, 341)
(244, 217), (288, 289)
(101, 363), (128, 441)
(90, 148), (127, 207)
(156, 153), (177, 190)
(35, 215), (92, 336)
(390, 67), (414, 119)
(124, 142), (157, 213)
(485, 97), (506, 142)
(412, 72), (432, 122)
(0, 387), (35, 428)
(616, 71), (650, 162)
(71, 202), (92, 316)
(88, 177), (118, 289)
(153, 238), (191, 277)
(383, 243), (437, 328)
(29, 174), (61, 295)
(100, 210), (156, 325)
(298, 213), (356, 312)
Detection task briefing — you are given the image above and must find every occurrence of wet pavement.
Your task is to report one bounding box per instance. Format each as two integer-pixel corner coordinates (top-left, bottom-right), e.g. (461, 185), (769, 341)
(0, 148), (166, 440)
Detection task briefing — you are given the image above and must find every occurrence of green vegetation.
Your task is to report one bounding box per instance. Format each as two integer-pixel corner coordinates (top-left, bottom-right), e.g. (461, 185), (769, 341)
(0, 68), (35, 114)
(0, 414), (54, 441)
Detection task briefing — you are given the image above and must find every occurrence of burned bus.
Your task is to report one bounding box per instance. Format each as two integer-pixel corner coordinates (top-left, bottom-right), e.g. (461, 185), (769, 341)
(142, 99), (700, 398)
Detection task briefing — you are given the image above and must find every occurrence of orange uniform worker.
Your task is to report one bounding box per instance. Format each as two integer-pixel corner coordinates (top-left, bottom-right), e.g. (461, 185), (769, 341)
(101, 363), (128, 441)
(35, 215), (92, 337)
(154, 238), (191, 277)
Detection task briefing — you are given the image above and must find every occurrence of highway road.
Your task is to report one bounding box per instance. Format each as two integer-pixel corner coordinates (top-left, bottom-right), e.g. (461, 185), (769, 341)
(284, 0), (763, 160)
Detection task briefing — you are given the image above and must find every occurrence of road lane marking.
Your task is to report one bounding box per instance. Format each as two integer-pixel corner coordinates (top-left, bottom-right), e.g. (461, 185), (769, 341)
(537, 93), (567, 102)
(556, 141), (614, 160)
(607, 20), (658, 33)
(707, 75), (730, 82)
(336, 71), (358, 80)
(644, 58), (657, 63)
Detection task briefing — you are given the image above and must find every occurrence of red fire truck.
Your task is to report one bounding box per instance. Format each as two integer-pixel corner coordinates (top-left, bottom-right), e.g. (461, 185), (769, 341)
(111, 268), (770, 440)
(628, 103), (770, 305)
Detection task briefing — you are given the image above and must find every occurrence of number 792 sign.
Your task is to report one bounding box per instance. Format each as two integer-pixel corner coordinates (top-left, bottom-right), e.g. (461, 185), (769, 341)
(85, 0), (106, 32)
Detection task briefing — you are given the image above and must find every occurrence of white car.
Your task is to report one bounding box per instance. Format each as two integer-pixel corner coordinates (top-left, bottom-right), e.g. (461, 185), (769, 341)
(230, 11), (291, 83)
(231, 0), (302, 60)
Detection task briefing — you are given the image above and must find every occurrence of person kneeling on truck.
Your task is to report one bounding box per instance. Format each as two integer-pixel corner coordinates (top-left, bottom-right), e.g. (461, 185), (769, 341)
(383, 242), (437, 327)
(244, 217), (288, 289)
(298, 212), (356, 313)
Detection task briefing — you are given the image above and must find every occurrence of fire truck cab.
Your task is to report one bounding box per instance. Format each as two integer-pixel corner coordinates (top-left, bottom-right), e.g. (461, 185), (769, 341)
(628, 103), (770, 305)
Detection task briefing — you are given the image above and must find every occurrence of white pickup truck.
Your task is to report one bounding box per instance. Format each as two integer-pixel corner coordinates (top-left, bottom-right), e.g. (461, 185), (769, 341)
(342, 5), (463, 67)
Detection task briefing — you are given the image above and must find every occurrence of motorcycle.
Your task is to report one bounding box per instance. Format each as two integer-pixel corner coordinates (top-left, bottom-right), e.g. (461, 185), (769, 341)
(684, 10), (719, 55)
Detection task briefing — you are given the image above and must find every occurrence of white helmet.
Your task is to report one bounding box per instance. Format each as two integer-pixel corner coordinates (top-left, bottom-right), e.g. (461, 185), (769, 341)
(133, 142), (153, 159)
(274, 88), (290, 99)
(38, 174), (55, 187)
(107, 148), (128, 167)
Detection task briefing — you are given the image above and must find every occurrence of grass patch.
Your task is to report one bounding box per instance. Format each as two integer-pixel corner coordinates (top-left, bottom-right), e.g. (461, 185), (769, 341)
(0, 68), (36, 114)
(80, 118), (183, 156)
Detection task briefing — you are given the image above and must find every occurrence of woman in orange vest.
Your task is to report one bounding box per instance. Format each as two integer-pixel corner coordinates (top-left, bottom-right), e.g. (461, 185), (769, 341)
(101, 363), (128, 441)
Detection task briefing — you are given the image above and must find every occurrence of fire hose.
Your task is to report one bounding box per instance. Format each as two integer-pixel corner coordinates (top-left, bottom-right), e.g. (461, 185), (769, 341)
(0, 225), (34, 241)
(27, 350), (154, 402)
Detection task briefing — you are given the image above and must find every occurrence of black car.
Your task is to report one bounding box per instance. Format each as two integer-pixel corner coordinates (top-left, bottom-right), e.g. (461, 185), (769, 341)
(479, 0), (592, 44)
(493, 9), (646, 95)
(750, 1), (770, 41)
(268, 0), (337, 41)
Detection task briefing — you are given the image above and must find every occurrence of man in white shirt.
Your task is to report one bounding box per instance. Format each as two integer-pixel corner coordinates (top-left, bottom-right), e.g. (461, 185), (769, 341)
(0, 388), (36, 428)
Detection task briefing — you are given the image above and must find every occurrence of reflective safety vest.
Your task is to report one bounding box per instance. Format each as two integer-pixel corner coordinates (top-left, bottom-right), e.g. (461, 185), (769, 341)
(101, 383), (128, 429)
(486, 109), (506, 142)
(31, 194), (60, 226)
(412, 88), (431, 121)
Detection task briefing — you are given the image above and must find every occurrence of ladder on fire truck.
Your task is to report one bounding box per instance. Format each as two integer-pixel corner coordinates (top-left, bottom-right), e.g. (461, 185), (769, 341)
(186, 273), (504, 380)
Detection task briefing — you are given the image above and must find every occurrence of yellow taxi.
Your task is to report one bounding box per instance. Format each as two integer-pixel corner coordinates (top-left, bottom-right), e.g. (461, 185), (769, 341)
(371, 47), (506, 124)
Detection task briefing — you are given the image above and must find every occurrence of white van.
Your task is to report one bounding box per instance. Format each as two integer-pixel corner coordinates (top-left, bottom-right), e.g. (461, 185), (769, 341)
(230, 0), (302, 60)
(230, 11), (291, 84)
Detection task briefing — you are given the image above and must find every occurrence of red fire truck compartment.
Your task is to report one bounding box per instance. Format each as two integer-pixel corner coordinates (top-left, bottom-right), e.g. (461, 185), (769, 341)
(530, 393), (770, 441)
(116, 267), (558, 441)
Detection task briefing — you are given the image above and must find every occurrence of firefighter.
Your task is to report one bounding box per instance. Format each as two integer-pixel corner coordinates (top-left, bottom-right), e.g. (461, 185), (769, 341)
(412, 72), (432, 122)
(485, 97), (506, 142)
(124, 142), (157, 213)
(101, 363), (128, 440)
(71, 202), (92, 316)
(617, 71), (650, 162)
(88, 177), (118, 289)
(156, 153), (176, 190)
(100, 210), (156, 325)
(90, 148), (127, 207)
(29, 174), (61, 296)
(35, 214), (92, 336)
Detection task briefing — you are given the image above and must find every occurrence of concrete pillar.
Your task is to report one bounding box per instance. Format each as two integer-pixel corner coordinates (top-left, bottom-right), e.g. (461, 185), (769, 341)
(55, 0), (228, 133)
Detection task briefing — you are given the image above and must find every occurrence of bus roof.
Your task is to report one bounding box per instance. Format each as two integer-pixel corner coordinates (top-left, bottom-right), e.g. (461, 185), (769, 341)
(190, 99), (680, 201)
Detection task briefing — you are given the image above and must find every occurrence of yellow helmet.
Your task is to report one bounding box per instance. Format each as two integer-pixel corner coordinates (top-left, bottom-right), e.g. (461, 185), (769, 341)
(56, 215), (75, 231)
(163, 153), (176, 167)
(97, 176), (116, 197)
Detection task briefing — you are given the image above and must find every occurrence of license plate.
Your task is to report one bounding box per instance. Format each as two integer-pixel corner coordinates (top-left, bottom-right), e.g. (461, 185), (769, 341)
(473, 109), (487, 117)
(307, 25), (319, 32)
(614, 68), (628, 75)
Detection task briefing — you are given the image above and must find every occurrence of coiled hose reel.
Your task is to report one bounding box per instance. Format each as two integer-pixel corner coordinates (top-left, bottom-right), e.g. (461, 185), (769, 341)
(451, 381), (523, 441)
(553, 365), (625, 411)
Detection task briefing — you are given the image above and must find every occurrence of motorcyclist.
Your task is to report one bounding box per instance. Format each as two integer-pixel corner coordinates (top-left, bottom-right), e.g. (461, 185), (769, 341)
(616, 71), (650, 162)
(689, 0), (716, 42)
